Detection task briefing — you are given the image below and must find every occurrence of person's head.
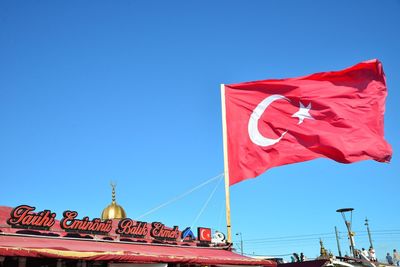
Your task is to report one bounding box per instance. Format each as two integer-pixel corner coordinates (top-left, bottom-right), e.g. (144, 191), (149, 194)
(362, 248), (365, 251)
(394, 249), (397, 252)
(387, 253), (390, 256)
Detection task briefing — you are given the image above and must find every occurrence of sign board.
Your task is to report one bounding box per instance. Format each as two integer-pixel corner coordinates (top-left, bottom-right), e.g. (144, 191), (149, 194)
(6, 205), (222, 245)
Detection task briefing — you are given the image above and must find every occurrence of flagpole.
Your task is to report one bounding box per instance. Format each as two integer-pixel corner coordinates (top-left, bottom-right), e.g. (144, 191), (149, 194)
(220, 84), (232, 243)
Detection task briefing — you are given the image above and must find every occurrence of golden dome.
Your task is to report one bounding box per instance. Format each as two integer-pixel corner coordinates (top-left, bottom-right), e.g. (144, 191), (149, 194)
(101, 183), (127, 220)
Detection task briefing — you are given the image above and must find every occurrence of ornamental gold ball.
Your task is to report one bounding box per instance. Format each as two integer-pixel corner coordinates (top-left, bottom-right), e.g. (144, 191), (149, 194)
(101, 183), (127, 220)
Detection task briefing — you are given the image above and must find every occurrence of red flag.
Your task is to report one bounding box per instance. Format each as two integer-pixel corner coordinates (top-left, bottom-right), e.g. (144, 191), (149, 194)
(223, 59), (392, 185)
(197, 227), (212, 242)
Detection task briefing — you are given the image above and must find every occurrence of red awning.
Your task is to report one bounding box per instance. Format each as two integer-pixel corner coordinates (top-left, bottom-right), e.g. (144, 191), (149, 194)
(0, 234), (276, 266)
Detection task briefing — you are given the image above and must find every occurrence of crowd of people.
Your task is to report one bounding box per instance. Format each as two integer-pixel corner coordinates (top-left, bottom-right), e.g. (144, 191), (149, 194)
(289, 247), (400, 265)
(385, 249), (400, 266)
(360, 247), (376, 261)
(291, 252), (307, 262)
(359, 247), (399, 265)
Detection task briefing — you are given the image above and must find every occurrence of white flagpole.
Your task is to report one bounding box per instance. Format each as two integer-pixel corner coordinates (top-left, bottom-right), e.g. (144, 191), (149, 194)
(220, 84), (232, 243)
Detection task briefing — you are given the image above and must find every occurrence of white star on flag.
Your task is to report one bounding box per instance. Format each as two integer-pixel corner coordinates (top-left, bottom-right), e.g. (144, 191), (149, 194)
(292, 102), (314, 124)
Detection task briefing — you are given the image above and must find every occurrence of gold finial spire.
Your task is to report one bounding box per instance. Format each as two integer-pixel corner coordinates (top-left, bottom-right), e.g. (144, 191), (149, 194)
(101, 181), (127, 220)
(320, 239), (328, 257)
(111, 181), (116, 203)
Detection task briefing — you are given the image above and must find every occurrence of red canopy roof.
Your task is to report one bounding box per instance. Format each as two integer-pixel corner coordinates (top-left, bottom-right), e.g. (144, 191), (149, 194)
(0, 234), (275, 266)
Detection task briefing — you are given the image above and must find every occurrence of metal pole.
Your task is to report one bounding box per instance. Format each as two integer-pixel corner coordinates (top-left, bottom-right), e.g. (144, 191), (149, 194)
(240, 235), (243, 255)
(335, 226), (342, 257)
(236, 232), (243, 255)
(336, 208), (356, 258)
(365, 218), (373, 248)
(345, 221), (356, 257)
(221, 84), (232, 243)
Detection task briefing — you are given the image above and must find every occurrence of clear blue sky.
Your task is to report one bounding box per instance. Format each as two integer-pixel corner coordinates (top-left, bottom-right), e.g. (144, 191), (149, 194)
(0, 0), (399, 262)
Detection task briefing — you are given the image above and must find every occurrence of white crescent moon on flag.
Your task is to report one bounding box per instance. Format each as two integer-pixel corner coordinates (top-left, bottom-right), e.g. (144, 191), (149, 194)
(200, 229), (210, 240)
(248, 94), (290, 147)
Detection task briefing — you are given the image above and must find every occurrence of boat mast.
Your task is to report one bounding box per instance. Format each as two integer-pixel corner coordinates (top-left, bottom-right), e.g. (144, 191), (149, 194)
(335, 226), (343, 257)
(336, 208), (356, 258)
(365, 217), (374, 249)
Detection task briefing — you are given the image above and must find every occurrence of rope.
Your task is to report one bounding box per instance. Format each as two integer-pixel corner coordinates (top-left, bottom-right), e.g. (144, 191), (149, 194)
(135, 173), (224, 220)
(190, 175), (224, 229)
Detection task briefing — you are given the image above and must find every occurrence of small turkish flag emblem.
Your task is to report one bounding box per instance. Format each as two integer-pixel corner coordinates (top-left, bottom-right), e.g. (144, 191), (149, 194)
(197, 227), (211, 242)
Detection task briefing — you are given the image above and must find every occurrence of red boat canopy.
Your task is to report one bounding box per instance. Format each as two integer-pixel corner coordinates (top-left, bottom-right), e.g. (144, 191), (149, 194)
(0, 234), (275, 266)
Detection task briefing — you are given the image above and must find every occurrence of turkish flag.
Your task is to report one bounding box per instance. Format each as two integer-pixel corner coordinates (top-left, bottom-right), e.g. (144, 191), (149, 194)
(223, 59), (392, 185)
(197, 227), (212, 242)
